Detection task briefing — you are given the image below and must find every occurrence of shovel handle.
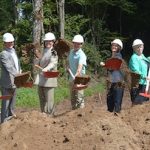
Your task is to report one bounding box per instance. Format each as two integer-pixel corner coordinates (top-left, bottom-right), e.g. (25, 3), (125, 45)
(35, 65), (43, 70)
(145, 67), (150, 92)
(68, 68), (75, 80)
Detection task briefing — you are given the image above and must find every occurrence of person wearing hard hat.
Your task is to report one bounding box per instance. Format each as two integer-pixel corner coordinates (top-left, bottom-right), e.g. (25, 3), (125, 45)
(68, 34), (87, 109)
(0, 33), (21, 123)
(34, 32), (58, 115)
(100, 39), (125, 115)
(129, 39), (150, 105)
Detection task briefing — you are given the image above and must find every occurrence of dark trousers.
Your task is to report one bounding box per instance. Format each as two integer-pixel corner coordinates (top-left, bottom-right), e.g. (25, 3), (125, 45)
(130, 84), (149, 104)
(1, 88), (16, 123)
(107, 83), (124, 113)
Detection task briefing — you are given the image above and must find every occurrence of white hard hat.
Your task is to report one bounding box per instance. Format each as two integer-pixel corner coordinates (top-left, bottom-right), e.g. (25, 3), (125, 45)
(72, 34), (84, 43)
(43, 32), (56, 41)
(3, 33), (14, 42)
(132, 39), (144, 47)
(111, 39), (123, 49)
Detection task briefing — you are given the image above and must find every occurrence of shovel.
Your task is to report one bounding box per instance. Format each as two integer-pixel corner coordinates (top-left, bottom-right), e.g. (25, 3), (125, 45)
(139, 68), (150, 97)
(35, 64), (43, 70)
(104, 58), (122, 70)
(68, 68), (75, 80)
(68, 68), (88, 90)
(35, 65), (59, 78)
(0, 95), (12, 100)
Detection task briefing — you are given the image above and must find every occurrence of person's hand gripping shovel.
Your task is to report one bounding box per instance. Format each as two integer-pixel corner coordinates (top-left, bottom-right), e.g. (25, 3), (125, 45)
(140, 68), (150, 97)
(35, 65), (59, 78)
(67, 68), (88, 90)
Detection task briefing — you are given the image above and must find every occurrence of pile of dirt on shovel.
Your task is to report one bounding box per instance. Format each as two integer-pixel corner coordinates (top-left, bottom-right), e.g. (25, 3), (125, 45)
(0, 90), (150, 150)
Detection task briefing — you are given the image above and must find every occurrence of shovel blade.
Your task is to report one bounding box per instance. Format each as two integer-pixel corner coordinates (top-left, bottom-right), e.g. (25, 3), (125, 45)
(43, 71), (59, 78)
(74, 84), (88, 90)
(139, 92), (150, 98)
(105, 58), (122, 70)
(23, 82), (33, 88)
(0, 95), (12, 100)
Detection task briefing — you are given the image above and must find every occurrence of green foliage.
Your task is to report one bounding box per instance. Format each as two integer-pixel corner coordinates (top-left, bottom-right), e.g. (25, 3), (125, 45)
(85, 81), (105, 97)
(43, 0), (56, 15)
(83, 43), (102, 73)
(43, 0), (59, 32)
(65, 14), (90, 39)
(1, 0), (150, 108)
(0, 0), (143, 76)
(55, 87), (69, 103)
(0, 0), (15, 31)
(12, 19), (33, 45)
(57, 59), (68, 77)
(16, 87), (39, 108)
(116, 0), (136, 14)
(19, 1), (33, 19)
(68, 0), (136, 14)
(0, 35), (3, 51)
(14, 1), (33, 45)
(68, 0), (88, 5)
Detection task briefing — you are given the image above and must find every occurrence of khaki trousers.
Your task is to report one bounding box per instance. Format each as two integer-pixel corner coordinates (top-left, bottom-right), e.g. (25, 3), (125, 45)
(69, 82), (85, 110)
(38, 86), (55, 114)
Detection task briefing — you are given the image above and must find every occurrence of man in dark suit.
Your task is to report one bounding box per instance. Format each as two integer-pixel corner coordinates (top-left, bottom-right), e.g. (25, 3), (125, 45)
(0, 33), (21, 123)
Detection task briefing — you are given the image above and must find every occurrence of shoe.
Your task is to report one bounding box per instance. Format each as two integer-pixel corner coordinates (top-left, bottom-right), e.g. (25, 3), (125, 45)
(145, 98), (149, 102)
(108, 109), (113, 112)
(4, 116), (14, 122)
(12, 114), (17, 118)
(79, 103), (85, 109)
(132, 101), (142, 106)
(114, 112), (120, 116)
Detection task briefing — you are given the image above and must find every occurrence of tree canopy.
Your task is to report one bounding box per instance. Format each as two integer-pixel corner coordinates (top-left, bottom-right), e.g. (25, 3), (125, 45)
(1, 0), (150, 73)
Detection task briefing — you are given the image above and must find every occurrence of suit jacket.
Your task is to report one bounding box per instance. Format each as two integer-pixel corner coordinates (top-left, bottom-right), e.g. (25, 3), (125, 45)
(0, 49), (21, 88)
(34, 48), (58, 87)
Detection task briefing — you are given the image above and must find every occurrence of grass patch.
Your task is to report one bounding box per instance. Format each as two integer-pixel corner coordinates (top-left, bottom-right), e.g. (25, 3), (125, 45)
(13, 78), (105, 108)
(16, 87), (39, 108)
(85, 82), (104, 97)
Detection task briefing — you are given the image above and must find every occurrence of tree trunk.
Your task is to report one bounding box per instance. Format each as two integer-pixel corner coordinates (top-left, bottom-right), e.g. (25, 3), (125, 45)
(12, 0), (18, 25)
(32, 0), (43, 46)
(32, 0), (43, 77)
(59, 0), (65, 39)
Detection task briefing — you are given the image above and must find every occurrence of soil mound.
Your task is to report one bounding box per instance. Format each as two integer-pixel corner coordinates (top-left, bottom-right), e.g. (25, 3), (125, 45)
(0, 91), (150, 150)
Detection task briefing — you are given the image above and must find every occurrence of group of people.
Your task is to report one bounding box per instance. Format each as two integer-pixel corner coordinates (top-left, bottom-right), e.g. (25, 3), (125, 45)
(0, 32), (87, 123)
(100, 38), (150, 115)
(0, 31), (149, 123)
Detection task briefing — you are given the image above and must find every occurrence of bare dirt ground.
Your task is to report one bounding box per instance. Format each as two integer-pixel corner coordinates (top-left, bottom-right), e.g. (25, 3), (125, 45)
(0, 88), (150, 150)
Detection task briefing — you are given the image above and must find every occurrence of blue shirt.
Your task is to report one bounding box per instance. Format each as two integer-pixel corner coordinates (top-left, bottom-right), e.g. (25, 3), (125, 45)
(68, 48), (87, 81)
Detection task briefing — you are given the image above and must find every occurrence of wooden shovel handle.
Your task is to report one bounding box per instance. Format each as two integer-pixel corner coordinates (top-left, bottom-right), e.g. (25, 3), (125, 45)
(68, 68), (75, 80)
(35, 65), (43, 70)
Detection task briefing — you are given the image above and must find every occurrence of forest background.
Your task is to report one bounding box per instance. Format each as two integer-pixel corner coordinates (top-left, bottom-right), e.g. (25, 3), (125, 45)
(1, 0), (150, 72)
(1, 2), (150, 150)
(0, 0), (150, 107)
